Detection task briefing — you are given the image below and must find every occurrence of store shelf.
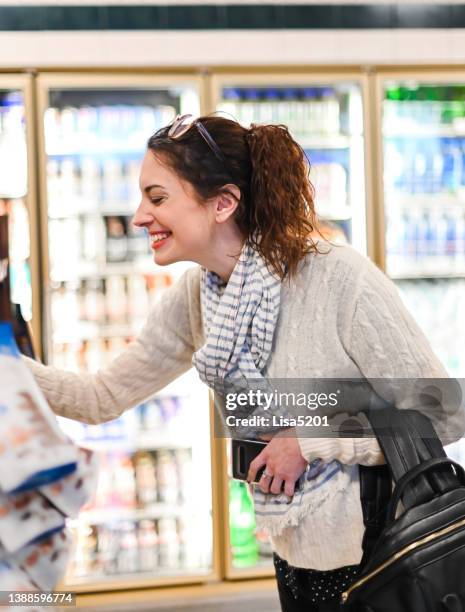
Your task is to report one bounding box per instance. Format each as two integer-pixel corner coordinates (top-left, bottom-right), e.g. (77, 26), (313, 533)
(67, 565), (213, 588)
(297, 134), (351, 149)
(71, 504), (196, 526)
(45, 136), (149, 158)
(50, 258), (157, 281)
(317, 206), (352, 221)
(53, 322), (137, 343)
(386, 192), (465, 208)
(383, 125), (465, 138)
(387, 264), (465, 280)
(48, 207), (139, 220)
(76, 437), (193, 452)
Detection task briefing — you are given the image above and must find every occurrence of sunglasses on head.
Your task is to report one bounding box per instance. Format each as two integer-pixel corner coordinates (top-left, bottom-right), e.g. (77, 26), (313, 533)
(168, 114), (228, 167)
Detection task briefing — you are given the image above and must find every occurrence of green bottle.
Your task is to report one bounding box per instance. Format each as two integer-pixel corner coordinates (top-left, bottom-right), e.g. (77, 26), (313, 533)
(229, 480), (259, 568)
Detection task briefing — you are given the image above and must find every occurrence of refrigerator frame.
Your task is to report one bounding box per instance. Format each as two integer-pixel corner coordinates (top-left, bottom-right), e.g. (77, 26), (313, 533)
(208, 69), (374, 579)
(0, 73), (42, 357)
(34, 72), (221, 592)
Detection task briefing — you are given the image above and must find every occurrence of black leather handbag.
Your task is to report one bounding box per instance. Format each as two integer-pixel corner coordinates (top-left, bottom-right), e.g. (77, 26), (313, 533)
(341, 407), (465, 611)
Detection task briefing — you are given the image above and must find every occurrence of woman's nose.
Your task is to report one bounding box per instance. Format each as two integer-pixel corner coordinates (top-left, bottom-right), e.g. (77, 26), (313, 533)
(133, 202), (152, 228)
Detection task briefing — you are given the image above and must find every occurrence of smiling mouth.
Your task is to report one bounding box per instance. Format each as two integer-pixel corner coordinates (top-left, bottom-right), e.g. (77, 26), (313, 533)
(151, 231), (171, 243)
(150, 231), (172, 249)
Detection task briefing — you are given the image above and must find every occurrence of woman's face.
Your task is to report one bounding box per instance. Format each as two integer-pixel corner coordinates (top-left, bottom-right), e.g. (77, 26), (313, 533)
(133, 150), (215, 267)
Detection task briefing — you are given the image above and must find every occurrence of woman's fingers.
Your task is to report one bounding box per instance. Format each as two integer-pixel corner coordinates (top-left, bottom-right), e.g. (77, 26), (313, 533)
(284, 478), (296, 498)
(247, 449), (268, 483)
(258, 470), (273, 493)
(270, 475), (283, 495)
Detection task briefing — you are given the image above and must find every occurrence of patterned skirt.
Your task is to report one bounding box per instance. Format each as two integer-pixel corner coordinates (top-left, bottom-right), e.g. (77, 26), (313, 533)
(273, 552), (359, 612)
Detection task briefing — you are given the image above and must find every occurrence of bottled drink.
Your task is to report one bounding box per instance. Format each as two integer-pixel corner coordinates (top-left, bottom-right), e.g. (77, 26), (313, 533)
(102, 158), (124, 204)
(126, 158), (141, 207)
(84, 278), (106, 323)
(301, 88), (316, 135)
(261, 88), (279, 125)
(117, 521), (139, 573)
(105, 216), (128, 263)
(127, 219), (149, 260)
(94, 454), (113, 509)
(83, 339), (103, 372)
(104, 275), (128, 324)
(63, 280), (79, 328)
(134, 451), (158, 507)
(432, 148), (444, 193)
(157, 517), (180, 568)
(96, 524), (118, 575)
(175, 448), (193, 503)
(127, 274), (149, 323)
(453, 208), (465, 266)
(141, 398), (164, 430)
(321, 87), (340, 134)
(443, 139), (462, 194)
(138, 519), (159, 571)
(74, 523), (98, 576)
(220, 88), (241, 122)
(156, 450), (179, 504)
(430, 209), (448, 262)
(240, 88), (259, 126)
(177, 516), (192, 568)
(229, 480), (258, 568)
(114, 453), (137, 508)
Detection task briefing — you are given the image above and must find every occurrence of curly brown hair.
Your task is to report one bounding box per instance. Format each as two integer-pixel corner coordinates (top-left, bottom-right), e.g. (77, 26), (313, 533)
(147, 116), (321, 279)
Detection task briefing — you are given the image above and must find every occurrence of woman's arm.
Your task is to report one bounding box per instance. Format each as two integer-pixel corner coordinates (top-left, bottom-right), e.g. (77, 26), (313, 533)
(25, 266), (203, 424)
(298, 260), (464, 466)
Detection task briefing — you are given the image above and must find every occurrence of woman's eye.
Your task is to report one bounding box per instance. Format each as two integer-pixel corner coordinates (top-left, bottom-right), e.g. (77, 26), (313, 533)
(150, 197), (165, 206)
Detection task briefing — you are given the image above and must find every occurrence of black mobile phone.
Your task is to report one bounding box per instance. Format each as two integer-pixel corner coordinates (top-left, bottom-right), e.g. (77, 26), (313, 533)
(231, 438), (304, 491)
(231, 439), (267, 483)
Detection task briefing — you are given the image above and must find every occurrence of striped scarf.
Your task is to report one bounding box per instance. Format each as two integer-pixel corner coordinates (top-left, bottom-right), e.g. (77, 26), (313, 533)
(193, 241), (344, 536)
(192, 241), (281, 386)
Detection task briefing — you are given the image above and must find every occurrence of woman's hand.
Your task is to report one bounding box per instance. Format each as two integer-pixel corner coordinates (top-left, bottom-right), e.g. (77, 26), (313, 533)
(247, 428), (308, 497)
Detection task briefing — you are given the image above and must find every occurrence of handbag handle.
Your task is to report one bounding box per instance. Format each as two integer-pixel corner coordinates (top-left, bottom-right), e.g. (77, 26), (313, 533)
(387, 457), (465, 523)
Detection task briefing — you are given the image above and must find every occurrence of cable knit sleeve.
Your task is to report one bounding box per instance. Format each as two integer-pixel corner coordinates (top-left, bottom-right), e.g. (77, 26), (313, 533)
(298, 254), (464, 466)
(24, 266), (203, 424)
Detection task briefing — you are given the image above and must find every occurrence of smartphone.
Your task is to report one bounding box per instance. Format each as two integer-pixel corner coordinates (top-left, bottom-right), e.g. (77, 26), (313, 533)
(231, 439), (267, 483)
(231, 438), (304, 492)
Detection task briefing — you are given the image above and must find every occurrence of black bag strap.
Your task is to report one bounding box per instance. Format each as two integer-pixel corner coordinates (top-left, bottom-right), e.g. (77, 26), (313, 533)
(366, 408), (437, 509)
(386, 457), (465, 523)
(358, 463), (391, 569)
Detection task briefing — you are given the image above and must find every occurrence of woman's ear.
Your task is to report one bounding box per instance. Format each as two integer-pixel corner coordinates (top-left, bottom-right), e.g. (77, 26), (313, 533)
(214, 184), (241, 223)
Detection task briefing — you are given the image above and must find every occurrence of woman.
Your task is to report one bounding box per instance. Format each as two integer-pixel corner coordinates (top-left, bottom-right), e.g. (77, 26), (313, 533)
(26, 115), (457, 611)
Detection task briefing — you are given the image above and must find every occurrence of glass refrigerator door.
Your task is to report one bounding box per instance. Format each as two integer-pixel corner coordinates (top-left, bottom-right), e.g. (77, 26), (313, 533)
(379, 76), (465, 465)
(37, 77), (214, 590)
(214, 77), (367, 254)
(380, 78), (465, 377)
(0, 78), (33, 331)
(212, 74), (368, 578)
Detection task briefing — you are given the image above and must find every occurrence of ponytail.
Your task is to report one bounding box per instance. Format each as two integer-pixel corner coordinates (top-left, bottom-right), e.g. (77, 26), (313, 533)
(246, 124), (320, 279)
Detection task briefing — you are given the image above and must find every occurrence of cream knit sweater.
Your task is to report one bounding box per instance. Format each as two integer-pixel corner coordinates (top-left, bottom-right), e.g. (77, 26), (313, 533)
(25, 243), (458, 570)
